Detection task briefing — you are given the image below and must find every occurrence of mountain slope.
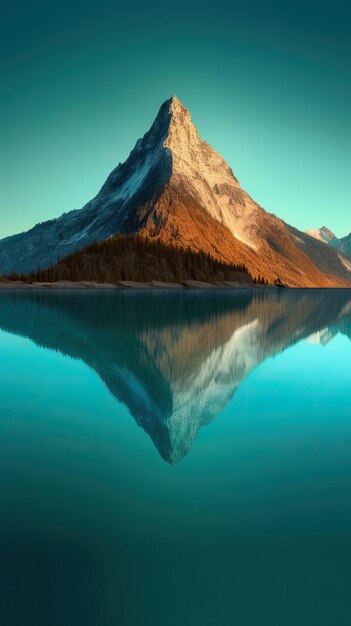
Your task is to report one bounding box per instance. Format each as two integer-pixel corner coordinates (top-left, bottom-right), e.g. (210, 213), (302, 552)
(330, 233), (351, 258)
(0, 96), (350, 286)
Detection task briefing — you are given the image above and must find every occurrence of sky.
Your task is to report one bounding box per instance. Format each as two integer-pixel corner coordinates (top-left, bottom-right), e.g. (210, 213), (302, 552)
(0, 0), (350, 239)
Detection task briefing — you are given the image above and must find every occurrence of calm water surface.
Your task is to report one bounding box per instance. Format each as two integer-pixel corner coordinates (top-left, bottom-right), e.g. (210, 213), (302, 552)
(0, 288), (350, 625)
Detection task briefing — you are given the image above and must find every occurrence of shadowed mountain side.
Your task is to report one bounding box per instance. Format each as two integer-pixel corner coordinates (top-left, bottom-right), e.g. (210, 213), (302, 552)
(0, 290), (350, 462)
(0, 100), (173, 275)
(330, 233), (351, 258)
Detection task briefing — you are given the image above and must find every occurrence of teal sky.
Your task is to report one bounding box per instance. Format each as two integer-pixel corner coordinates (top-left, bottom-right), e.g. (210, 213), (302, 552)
(1, 0), (350, 239)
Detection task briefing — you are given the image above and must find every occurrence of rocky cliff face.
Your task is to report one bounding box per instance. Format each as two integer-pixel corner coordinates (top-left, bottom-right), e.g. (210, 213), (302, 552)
(0, 97), (350, 286)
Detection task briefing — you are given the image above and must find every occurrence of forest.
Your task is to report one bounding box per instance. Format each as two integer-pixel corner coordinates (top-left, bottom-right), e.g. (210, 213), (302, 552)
(5, 235), (261, 284)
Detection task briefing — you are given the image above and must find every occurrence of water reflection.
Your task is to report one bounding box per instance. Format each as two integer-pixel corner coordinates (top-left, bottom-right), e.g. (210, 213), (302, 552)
(0, 288), (350, 463)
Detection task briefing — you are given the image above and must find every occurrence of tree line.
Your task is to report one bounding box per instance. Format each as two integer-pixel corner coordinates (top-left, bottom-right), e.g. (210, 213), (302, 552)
(4, 235), (261, 284)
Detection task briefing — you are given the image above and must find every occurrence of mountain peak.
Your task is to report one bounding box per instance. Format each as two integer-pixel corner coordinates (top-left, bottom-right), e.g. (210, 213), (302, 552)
(320, 226), (335, 237)
(152, 95), (189, 124)
(169, 94), (183, 106)
(169, 94), (190, 116)
(306, 226), (336, 244)
(164, 96), (201, 153)
(1, 96), (350, 287)
(137, 95), (194, 154)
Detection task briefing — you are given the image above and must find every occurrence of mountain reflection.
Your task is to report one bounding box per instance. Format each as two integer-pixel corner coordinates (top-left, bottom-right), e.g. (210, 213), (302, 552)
(0, 289), (350, 463)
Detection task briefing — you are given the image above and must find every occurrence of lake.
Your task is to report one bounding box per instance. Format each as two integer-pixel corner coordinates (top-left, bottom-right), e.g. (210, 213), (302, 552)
(0, 288), (350, 625)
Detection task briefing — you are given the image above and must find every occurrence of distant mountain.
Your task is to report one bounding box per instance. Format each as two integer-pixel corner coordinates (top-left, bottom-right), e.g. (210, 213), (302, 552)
(0, 96), (350, 286)
(0, 289), (349, 463)
(306, 226), (336, 244)
(306, 227), (351, 262)
(330, 233), (351, 258)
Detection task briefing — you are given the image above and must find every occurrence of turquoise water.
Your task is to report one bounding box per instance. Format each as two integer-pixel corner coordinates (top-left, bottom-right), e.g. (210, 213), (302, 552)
(0, 288), (350, 625)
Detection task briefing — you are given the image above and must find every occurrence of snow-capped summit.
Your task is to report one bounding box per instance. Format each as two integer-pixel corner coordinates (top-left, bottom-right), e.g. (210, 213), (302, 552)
(0, 96), (350, 286)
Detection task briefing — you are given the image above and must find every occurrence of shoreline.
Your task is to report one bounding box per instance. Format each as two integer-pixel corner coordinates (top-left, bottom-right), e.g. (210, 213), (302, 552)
(0, 281), (349, 290)
(0, 279), (275, 290)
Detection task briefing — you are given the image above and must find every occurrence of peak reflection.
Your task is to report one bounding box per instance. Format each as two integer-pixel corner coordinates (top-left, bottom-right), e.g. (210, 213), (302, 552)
(0, 289), (350, 463)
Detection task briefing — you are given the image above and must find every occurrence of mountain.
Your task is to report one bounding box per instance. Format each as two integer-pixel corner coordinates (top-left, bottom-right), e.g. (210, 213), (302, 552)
(0, 289), (349, 463)
(1, 96), (350, 287)
(306, 227), (351, 262)
(305, 226), (336, 244)
(330, 233), (351, 258)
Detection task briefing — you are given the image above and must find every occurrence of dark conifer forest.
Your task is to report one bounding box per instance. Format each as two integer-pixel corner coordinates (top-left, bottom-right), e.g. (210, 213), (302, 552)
(5, 235), (255, 284)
